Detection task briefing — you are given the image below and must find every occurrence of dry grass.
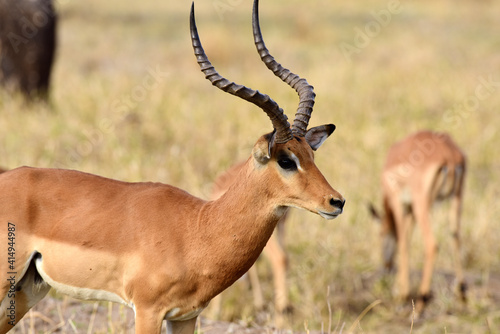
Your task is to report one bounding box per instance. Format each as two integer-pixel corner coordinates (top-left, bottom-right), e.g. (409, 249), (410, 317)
(2, 0), (500, 332)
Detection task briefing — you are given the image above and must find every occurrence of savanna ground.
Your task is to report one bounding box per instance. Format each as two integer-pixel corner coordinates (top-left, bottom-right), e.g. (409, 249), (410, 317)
(1, 0), (500, 332)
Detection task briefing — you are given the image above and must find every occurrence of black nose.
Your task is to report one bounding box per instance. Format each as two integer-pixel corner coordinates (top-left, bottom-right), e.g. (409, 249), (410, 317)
(330, 198), (345, 210)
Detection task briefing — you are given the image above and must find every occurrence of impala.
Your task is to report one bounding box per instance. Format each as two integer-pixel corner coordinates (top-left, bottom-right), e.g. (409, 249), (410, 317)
(370, 130), (466, 315)
(210, 161), (291, 324)
(0, 1), (345, 333)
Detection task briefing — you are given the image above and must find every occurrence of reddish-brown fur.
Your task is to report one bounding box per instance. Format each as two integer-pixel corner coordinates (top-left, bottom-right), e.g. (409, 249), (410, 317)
(0, 135), (344, 333)
(210, 161), (291, 325)
(0, 1), (346, 331)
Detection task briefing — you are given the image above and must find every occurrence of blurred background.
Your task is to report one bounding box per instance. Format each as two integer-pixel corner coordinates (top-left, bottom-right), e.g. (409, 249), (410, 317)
(1, 0), (499, 332)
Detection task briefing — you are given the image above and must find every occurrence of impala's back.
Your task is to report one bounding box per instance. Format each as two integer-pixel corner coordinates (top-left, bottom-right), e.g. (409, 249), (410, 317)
(0, 167), (203, 303)
(382, 130), (466, 207)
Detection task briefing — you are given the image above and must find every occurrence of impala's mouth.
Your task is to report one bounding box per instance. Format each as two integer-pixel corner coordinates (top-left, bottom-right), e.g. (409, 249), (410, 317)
(318, 209), (342, 220)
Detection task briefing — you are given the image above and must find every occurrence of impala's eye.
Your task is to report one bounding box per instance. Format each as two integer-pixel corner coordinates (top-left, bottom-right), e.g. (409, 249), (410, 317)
(278, 158), (297, 171)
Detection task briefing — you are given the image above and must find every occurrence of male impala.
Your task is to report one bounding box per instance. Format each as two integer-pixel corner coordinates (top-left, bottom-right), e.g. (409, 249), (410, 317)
(370, 130), (466, 315)
(0, 1), (344, 333)
(210, 161), (291, 324)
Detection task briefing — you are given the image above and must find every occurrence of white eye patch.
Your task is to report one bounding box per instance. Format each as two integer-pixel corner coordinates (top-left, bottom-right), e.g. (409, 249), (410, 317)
(289, 152), (302, 171)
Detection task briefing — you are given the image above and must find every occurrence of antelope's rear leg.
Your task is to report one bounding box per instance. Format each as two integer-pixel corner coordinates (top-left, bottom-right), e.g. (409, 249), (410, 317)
(450, 192), (466, 301)
(0, 260), (51, 333)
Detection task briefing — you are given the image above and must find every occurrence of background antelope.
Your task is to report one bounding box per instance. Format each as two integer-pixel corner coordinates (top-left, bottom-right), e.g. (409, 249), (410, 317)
(370, 130), (466, 315)
(0, 1), (344, 333)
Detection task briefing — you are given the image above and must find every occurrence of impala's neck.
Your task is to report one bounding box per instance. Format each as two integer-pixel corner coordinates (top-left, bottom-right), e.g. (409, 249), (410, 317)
(193, 160), (284, 297)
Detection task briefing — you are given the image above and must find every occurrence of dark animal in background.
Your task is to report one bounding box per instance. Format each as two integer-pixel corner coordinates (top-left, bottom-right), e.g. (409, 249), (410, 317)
(0, 0), (56, 100)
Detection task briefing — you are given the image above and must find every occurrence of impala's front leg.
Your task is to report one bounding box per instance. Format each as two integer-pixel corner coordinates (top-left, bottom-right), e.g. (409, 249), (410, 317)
(265, 226), (289, 321)
(396, 230), (410, 303)
(247, 265), (264, 311)
(391, 201), (411, 302)
(167, 317), (197, 334)
(134, 307), (164, 334)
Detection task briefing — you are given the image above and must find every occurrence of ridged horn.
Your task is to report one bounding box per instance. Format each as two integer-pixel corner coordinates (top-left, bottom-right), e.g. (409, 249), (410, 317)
(252, 0), (315, 137)
(190, 3), (293, 144)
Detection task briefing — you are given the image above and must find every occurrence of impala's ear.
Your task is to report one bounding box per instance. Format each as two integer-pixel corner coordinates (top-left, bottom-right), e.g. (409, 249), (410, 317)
(305, 124), (336, 151)
(252, 131), (276, 165)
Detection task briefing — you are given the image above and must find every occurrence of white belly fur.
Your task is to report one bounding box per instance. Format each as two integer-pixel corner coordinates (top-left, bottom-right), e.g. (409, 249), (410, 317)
(34, 257), (129, 306)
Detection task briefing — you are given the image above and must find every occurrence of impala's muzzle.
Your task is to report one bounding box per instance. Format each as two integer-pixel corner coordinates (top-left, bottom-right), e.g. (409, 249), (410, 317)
(318, 195), (345, 219)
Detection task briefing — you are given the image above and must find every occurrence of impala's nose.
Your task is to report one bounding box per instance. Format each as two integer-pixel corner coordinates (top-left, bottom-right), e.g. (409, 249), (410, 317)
(330, 198), (345, 211)
(318, 196), (345, 219)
